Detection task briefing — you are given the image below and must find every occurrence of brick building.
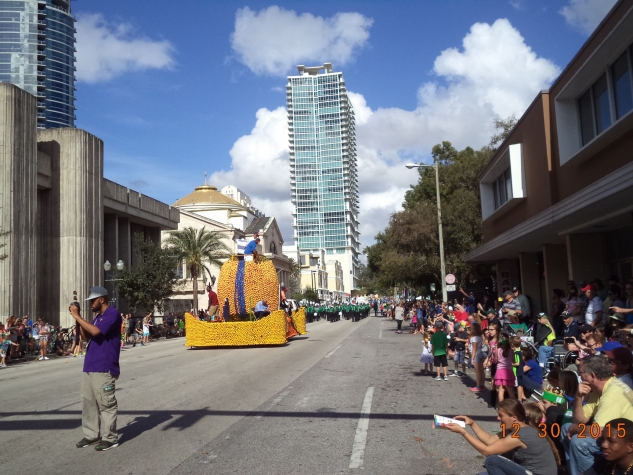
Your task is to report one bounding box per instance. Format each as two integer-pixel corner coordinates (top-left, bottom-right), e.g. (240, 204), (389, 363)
(466, 0), (633, 314)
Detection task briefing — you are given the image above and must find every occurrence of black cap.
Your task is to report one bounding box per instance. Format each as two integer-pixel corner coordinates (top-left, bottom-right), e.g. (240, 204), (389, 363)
(512, 286), (520, 292)
(578, 324), (594, 333)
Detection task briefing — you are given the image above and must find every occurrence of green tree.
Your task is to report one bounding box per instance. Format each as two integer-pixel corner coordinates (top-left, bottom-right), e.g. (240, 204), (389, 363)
(300, 286), (319, 303)
(164, 227), (231, 311)
(117, 234), (182, 313)
(364, 117), (516, 292)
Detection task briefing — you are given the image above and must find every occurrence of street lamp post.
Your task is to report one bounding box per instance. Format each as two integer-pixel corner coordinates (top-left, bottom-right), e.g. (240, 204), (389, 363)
(104, 259), (125, 309)
(406, 161), (447, 302)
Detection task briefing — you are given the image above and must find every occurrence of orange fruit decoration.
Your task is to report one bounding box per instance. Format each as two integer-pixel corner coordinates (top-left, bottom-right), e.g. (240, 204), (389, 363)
(217, 256), (279, 319)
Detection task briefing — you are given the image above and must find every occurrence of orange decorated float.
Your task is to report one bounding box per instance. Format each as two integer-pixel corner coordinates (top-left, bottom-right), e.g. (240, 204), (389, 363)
(185, 256), (306, 347)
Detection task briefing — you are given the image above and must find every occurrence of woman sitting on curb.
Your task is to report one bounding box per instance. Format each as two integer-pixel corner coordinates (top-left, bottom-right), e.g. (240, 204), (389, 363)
(444, 398), (558, 475)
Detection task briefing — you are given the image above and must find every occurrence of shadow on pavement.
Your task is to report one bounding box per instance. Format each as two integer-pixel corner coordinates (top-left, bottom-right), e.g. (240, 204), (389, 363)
(0, 408), (500, 432)
(119, 412), (174, 442)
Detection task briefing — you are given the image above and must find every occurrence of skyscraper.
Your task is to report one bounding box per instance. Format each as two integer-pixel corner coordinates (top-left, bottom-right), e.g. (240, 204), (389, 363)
(287, 63), (360, 294)
(0, 0), (76, 129)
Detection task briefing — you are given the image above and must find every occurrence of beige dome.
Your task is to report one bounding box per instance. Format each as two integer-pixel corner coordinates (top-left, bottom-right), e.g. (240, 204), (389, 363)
(173, 185), (242, 207)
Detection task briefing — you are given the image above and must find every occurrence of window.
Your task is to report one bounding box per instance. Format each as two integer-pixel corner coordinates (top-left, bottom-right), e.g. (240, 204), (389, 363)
(493, 168), (512, 211)
(576, 46), (633, 147)
(593, 74), (611, 134)
(612, 52), (633, 120)
(269, 241), (277, 255)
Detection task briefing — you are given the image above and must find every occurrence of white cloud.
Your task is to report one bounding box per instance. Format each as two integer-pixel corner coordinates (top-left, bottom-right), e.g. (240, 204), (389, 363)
(560, 0), (618, 35)
(230, 6), (373, 76)
(212, 18), (560, 249)
(76, 13), (176, 83)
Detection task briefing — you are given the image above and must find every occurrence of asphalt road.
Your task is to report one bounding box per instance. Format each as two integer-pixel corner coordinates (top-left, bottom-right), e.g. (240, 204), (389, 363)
(1, 313), (499, 475)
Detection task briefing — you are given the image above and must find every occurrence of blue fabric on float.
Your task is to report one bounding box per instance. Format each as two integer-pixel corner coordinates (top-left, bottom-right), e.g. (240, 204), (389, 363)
(234, 259), (246, 315)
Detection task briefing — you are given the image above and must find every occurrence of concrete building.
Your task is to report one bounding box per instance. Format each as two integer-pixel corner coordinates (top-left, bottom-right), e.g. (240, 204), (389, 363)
(0, 0), (77, 128)
(465, 0), (633, 314)
(164, 185), (292, 311)
(220, 185), (264, 217)
(298, 249), (329, 301)
(326, 259), (345, 300)
(287, 62), (360, 294)
(0, 83), (179, 327)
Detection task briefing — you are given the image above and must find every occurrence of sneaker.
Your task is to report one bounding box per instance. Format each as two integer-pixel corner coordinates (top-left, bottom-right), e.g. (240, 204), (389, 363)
(76, 437), (101, 448)
(435, 376), (442, 381)
(44, 357), (49, 360)
(444, 376), (449, 381)
(38, 356), (43, 361)
(449, 372), (459, 377)
(95, 440), (119, 451)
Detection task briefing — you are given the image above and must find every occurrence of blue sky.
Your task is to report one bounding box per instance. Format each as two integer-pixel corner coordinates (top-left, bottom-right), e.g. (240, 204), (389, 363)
(73, 0), (616, 248)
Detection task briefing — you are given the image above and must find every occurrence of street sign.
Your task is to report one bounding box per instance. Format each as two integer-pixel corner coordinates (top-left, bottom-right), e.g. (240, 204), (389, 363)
(445, 274), (456, 284)
(430, 283), (436, 292)
(446, 284), (456, 291)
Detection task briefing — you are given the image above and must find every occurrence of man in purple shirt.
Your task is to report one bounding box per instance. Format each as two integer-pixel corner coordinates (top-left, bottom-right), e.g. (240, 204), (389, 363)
(69, 286), (122, 451)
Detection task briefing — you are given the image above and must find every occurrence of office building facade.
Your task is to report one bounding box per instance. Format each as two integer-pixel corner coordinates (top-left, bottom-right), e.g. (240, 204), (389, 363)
(287, 63), (360, 294)
(0, 0), (76, 129)
(465, 0), (633, 314)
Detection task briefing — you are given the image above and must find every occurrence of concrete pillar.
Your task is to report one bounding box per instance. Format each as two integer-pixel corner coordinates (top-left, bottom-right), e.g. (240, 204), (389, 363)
(519, 252), (542, 315)
(117, 217), (131, 268)
(543, 244), (569, 314)
(566, 234), (606, 284)
(38, 129), (103, 327)
(0, 84), (38, 322)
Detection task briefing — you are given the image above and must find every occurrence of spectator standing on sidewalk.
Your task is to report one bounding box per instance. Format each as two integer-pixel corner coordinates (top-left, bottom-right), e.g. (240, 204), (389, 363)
(394, 303), (404, 334)
(582, 284), (604, 327)
(35, 318), (51, 360)
(451, 321), (468, 377)
(70, 286), (122, 451)
(431, 320), (449, 381)
(1, 332), (19, 367)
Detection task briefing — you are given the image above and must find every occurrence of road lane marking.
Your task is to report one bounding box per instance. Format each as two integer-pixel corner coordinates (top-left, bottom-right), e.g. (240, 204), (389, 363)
(379, 322), (383, 339)
(324, 345), (342, 358)
(349, 386), (375, 469)
(255, 389), (291, 419)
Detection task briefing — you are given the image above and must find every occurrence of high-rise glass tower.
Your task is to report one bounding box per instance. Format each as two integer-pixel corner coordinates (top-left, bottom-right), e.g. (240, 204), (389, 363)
(287, 63), (360, 293)
(0, 0), (76, 129)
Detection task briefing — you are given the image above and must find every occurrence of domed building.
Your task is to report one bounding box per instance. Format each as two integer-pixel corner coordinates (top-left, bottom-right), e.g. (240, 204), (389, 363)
(161, 183), (292, 314)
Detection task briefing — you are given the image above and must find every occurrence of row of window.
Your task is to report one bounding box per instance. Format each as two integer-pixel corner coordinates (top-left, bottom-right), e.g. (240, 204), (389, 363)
(579, 45), (633, 146)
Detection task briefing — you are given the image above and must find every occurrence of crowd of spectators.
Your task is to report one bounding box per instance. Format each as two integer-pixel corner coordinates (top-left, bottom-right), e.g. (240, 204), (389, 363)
(0, 311), (189, 368)
(371, 277), (633, 475)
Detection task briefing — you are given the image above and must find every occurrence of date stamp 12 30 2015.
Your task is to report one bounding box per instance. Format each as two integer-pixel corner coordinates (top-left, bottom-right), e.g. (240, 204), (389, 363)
(500, 422), (627, 439)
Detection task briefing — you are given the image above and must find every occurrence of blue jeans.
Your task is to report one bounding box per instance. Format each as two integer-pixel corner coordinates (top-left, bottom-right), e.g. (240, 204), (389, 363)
(484, 455), (531, 475)
(521, 376), (542, 395)
(560, 423), (603, 475)
(538, 345), (555, 366)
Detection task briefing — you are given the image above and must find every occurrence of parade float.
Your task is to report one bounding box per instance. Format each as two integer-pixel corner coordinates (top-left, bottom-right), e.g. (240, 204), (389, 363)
(185, 256), (306, 348)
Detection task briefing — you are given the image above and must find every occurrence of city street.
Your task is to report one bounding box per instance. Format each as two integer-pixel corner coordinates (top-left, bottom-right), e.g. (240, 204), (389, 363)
(1, 314), (498, 475)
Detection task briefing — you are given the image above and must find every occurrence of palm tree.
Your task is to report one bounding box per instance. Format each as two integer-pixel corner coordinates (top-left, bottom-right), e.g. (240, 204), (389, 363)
(164, 227), (231, 312)
(288, 257), (302, 297)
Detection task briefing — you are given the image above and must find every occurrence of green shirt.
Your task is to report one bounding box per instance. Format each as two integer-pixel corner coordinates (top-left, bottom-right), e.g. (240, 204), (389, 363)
(430, 331), (448, 356)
